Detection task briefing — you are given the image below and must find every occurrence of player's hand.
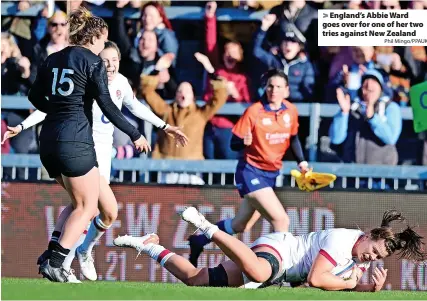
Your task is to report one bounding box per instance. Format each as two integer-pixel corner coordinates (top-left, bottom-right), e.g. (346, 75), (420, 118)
(336, 88), (351, 114)
(346, 266), (359, 289)
(164, 125), (189, 147)
(155, 53), (175, 71)
(243, 128), (252, 146)
(298, 161), (309, 173)
(2, 125), (23, 144)
(205, 1), (217, 18)
(372, 267), (387, 292)
(261, 14), (276, 31)
(194, 52), (215, 74)
(133, 135), (151, 154)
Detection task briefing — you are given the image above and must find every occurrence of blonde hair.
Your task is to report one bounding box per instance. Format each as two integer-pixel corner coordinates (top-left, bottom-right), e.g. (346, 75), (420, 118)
(1, 32), (22, 59)
(68, 7), (108, 46)
(48, 10), (67, 24)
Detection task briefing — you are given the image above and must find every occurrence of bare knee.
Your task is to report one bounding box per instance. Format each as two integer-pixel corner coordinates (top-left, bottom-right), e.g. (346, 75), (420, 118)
(99, 207), (118, 226)
(244, 267), (269, 283)
(231, 220), (252, 233)
(271, 214), (289, 232)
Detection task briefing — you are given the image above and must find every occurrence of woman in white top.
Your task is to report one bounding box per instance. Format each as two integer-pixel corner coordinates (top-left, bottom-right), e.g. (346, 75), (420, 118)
(114, 208), (425, 292)
(2, 41), (188, 283)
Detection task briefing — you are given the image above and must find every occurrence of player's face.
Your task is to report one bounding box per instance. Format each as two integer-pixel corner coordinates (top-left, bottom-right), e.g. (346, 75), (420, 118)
(175, 82), (194, 108)
(139, 31), (157, 58)
(48, 14), (68, 43)
(361, 78), (381, 104)
(92, 30), (108, 56)
(142, 5), (162, 31)
(100, 48), (120, 83)
(281, 40), (301, 61)
(266, 76), (289, 103)
(355, 237), (389, 262)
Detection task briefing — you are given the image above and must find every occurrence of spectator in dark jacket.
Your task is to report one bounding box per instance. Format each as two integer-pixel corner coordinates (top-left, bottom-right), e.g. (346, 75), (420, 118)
(329, 70), (402, 165)
(268, 0), (318, 62)
(253, 14), (315, 102)
(1, 32), (31, 96)
(110, 2), (176, 99)
(29, 10), (68, 84)
(133, 1), (179, 63)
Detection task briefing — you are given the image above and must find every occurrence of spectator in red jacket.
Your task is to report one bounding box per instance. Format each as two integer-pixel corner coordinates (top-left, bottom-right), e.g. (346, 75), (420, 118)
(202, 1), (252, 160)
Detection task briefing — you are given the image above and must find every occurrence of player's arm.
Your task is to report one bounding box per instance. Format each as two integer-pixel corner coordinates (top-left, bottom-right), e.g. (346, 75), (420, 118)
(307, 252), (359, 291)
(89, 61), (141, 142)
(28, 62), (50, 113)
(123, 87), (168, 130)
(230, 107), (254, 151)
(289, 107), (308, 171)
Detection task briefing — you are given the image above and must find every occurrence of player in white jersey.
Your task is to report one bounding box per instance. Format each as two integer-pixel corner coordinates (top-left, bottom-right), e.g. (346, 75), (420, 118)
(2, 41), (188, 283)
(114, 208), (425, 292)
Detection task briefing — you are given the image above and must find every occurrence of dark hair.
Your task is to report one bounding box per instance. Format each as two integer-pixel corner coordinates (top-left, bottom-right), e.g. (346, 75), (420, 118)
(370, 210), (426, 261)
(103, 41), (121, 60)
(141, 2), (173, 30)
(260, 69), (289, 87)
(68, 7), (108, 46)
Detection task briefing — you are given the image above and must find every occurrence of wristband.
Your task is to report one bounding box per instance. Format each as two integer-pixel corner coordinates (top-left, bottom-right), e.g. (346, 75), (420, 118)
(19, 123), (25, 131)
(160, 123), (169, 130)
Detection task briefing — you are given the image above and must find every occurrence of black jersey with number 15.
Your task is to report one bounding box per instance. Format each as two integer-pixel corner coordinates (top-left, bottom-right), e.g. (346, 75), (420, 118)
(28, 46), (141, 144)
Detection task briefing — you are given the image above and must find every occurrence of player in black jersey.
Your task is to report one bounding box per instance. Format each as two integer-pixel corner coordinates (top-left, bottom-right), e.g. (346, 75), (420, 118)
(27, 7), (148, 282)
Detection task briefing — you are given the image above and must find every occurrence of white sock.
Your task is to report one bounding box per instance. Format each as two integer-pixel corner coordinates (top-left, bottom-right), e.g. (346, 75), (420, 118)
(224, 218), (236, 235)
(201, 221), (219, 240)
(79, 216), (110, 254)
(63, 230), (87, 271)
(145, 244), (175, 267)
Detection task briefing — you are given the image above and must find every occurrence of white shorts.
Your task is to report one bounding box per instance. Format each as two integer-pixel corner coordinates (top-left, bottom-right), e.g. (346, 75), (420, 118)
(243, 232), (296, 288)
(94, 144), (113, 184)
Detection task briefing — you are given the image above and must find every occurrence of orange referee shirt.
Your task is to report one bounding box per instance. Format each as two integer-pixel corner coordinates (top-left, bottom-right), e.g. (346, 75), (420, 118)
(232, 99), (299, 171)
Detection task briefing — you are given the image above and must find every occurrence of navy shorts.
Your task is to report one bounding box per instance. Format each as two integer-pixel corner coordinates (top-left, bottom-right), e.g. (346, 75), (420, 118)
(234, 161), (279, 198)
(40, 141), (98, 178)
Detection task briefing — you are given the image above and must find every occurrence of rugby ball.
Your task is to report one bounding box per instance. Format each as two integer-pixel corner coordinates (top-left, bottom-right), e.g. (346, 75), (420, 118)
(332, 260), (370, 279)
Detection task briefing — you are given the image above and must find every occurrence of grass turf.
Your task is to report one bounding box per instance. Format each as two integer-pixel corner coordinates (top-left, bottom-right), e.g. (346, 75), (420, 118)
(2, 278), (427, 300)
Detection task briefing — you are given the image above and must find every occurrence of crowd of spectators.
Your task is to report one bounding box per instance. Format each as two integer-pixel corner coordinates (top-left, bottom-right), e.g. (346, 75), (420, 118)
(2, 0), (427, 180)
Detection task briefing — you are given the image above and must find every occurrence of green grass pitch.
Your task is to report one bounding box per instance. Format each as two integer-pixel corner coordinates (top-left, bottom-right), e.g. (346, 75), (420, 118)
(2, 278), (427, 300)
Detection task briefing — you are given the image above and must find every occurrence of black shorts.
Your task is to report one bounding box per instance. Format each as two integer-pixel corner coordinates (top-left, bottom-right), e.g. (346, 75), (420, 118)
(40, 141), (98, 178)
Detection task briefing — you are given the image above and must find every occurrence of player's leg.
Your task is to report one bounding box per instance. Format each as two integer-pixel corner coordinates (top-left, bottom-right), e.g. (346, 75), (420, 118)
(189, 199), (260, 267)
(182, 207), (279, 283)
(114, 234), (244, 287)
(39, 146), (100, 283)
(77, 176), (116, 280)
(245, 187), (289, 232)
(77, 148), (116, 280)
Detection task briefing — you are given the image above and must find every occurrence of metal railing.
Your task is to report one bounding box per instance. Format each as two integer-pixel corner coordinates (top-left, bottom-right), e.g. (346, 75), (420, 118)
(1, 96), (414, 162)
(2, 154), (426, 191)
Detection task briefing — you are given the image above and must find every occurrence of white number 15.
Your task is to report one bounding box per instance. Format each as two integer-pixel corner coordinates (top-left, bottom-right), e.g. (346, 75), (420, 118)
(52, 68), (75, 96)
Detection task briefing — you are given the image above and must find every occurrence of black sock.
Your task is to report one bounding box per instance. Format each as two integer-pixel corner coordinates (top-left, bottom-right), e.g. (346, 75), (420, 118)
(49, 242), (70, 268)
(48, 231), (61, 250)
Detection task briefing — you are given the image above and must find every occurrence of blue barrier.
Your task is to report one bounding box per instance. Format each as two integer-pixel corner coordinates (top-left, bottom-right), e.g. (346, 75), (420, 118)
(2, 154), (427, 180)
(0, 95), (414, 119)
(1, 3), (267, 21)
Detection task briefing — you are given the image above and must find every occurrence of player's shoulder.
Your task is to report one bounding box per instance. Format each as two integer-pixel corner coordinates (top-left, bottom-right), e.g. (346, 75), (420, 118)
(245, 101), (264, 114)
(283, 100), (298, 114)
(115, 73), (131, 85)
